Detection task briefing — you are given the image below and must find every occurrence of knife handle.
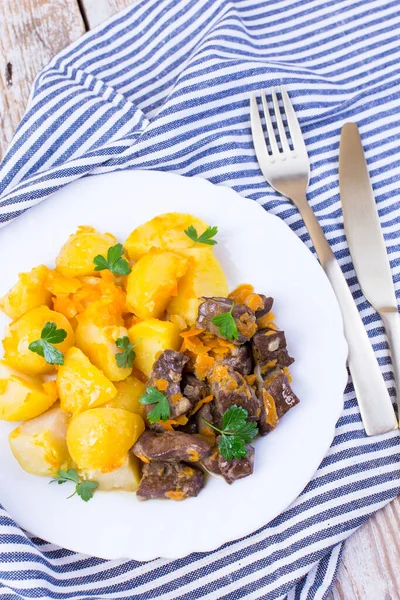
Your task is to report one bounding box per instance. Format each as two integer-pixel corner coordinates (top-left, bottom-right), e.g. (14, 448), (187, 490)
(296, 195), (398, 435)
(380, 309), (400, 404)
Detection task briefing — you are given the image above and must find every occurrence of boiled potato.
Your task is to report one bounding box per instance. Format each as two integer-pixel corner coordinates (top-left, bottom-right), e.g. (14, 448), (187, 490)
(2, 306), (75, 376)
(56, 226), (117, 277)
(128, 318), (181, 376)
(124, 212), (210, 261)
(126, 250), (189, 319)
(67, 407), (145, 471)
(167, 247), (229, 325)
(78, 454), (141, 491)
(104, 376), (146, 416)
(9, 406), (71, 476)
(0, 265), (51, 320)
(46, 270), (82, 296)
(0, 361), (58, 421)
(57, 347), (117, 414)
(53, 274), (126, 321)
(75, 308), (131, 382)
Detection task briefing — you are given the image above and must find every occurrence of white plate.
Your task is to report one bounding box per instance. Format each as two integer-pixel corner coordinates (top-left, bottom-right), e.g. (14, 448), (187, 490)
(0, 171), (348, 560)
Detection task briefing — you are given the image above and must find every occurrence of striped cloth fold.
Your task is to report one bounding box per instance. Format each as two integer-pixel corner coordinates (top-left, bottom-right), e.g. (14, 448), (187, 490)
(1, 0), (400, 597)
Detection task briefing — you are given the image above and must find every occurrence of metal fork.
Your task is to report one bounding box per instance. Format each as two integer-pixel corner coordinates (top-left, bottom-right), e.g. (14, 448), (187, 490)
(250, 86), (397, 436)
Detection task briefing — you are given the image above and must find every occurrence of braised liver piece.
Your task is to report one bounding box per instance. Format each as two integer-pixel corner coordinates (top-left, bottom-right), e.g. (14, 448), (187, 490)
(202, 442), (255, 484)
(252, 328), (294, 372)
(209, 364), (260, 426)
(255, 294), (274, 319)
(147, 350), (192, 418)
(254, 366), (299, 435)
(215, 343), (252, 376)
(132, 430), (211, 463)
(137, 461), (204, 500)
(181, 373), (209, 404)
(196, 297), (257, 344)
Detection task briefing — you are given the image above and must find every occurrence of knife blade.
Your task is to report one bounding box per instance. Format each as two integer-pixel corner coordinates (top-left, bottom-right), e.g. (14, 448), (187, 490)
(339, 122), (400, 410)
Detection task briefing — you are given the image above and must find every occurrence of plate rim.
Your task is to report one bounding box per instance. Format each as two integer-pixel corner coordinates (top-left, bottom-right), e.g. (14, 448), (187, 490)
(0, 170), (348, 560)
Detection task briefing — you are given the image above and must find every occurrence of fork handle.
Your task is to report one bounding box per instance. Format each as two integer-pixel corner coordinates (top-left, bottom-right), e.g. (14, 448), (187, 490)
(296, 195), (398, 436)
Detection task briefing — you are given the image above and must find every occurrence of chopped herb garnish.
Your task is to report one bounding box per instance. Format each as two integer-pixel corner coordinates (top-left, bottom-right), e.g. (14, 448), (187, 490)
(211, 304), (239, 342)
(28, 322), (67, 365)
(184, 225), (218, 246)
(115, 336), (138, 368)
(50, 469), (98, 502)
(93, 243), (131, 276)
(139, 386), (171, 423)
(202, 405), (258, 460)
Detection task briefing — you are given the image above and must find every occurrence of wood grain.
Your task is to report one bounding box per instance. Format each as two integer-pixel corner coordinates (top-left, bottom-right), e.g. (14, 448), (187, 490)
(328, 497), (400, 600)
(0, 0), (85, 160)
(80, 0), (134, 29)
(1, 0), (400, 597)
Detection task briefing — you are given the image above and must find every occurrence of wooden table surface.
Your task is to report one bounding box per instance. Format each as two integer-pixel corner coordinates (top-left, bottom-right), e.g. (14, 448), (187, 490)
(1, 1), (400, 598)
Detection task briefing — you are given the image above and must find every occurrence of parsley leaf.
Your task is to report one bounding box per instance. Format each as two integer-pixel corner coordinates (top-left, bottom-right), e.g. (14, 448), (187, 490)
(139, 387), (171, 423)
(184, 225), (218, 246)
(115, 336), (138, 368)
(28, 322), (67, 366)
(201, 405), (258, 461)
(77, 481), (99, 502)
(50, 469), (98, 502)
(211, 304), (239, 342)
(93, 243), (131, 276)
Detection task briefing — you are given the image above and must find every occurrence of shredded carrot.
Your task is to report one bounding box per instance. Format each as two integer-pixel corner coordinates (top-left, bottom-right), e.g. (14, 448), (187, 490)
(245, 293), (264, 312)
(154, 379), (169, 391)
(196, 431), (216, 447)
(170, 393), (183, 404)
(165, 491), (186, 500)
(245, 374), (257, 386)
(187, 449), (201, 462)
(257, 311), (276, 329)
(180, 328), (205, 338)
(283, 367), (293, 383)
(136, 454), (150, 464)
(262, 389), (279, 427)
(228, 283), (254, 303)
(237, 312), (257, 338)
(157, 415), (189, 431)
(260, 360), (277, 375)
(181, 335), (209, 354)
(194, 354), (215, 380)
(188, 394), (214, 417)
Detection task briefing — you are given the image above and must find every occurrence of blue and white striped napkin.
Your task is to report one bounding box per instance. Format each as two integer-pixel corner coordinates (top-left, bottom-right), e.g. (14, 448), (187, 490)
(1, 1), (400, 598)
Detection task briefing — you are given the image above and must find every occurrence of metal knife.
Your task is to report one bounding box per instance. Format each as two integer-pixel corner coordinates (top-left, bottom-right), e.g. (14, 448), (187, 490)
(339, 122), (400, 423)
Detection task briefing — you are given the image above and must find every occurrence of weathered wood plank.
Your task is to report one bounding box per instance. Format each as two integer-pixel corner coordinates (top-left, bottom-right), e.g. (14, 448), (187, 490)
(0, 0), (85, 160)
(80, 0), (134, 29)
(328, 496), (400, 600)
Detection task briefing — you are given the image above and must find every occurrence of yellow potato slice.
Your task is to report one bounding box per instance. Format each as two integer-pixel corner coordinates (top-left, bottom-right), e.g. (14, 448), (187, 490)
(0, 361), (58, 421)
(9, 405), (71, 476)
(128, 318), (181, 376)
(126, 249), (189, 319)
(124, 212), (210, 261)
(0, 265), (51, 321)
(56, 226), (117, 277)
(78, 454), (141, 491)
(57, 347), (117, 414)
(75, 316), (131, 382)
(167, 247), (229, 325)
(67, 407), (145, 471)
(104, 376), (146, 416)
(2, 306), (75, 376)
